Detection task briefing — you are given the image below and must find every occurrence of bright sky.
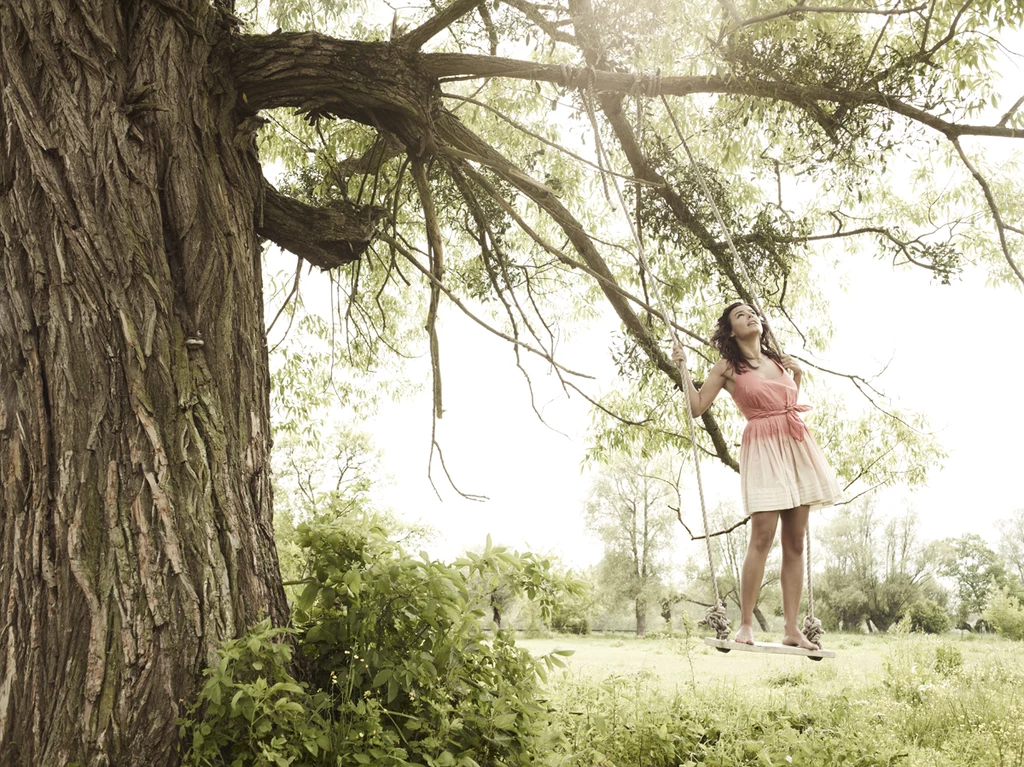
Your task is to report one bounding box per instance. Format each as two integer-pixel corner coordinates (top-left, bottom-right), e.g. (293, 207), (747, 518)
(263, 13), (1024, 572)
(268, 242), (1023, 570)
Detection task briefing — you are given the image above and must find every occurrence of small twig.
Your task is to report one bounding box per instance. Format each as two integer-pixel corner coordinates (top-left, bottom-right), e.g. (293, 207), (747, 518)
(950, 136), (1024, 287)
(441, 92), (662, 186)
(380, 231), (595, 379)
(266, 255), (303, 337)
(671, 506), (751, 541)
(428, 414), (489, 502)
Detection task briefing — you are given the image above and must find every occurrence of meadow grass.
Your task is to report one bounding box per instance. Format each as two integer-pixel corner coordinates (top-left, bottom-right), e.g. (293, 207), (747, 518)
(519, 630), (1024, 766)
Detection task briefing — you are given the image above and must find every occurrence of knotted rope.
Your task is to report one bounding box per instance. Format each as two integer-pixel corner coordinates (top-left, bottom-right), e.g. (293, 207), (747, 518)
(702, 600), (732, 641)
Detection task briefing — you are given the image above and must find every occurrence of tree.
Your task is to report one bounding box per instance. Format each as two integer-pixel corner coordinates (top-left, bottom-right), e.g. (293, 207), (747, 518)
(933, 533), (1007, 625)
(816, 501), (939, 631)
(3, 0), (1022, 762)
(996, 508), (1024, 592)
(585, 454), (679, 635)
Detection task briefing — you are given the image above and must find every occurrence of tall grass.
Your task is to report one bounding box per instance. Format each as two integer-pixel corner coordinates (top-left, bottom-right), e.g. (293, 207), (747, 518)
(526, 631), (1024, 767)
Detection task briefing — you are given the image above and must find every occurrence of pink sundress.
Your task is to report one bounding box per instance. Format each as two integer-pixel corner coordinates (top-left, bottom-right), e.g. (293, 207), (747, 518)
(732, 360), (841, 514)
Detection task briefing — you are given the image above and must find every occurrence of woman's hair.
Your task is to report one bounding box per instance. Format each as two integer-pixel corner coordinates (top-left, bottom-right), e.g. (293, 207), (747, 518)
(710, 301), (782, 374)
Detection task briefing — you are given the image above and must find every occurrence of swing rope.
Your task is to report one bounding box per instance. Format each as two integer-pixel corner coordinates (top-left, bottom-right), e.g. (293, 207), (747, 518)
(659, 95), (822, 644)
(574, 80), (729, 639)
(568, 72), (821, 645)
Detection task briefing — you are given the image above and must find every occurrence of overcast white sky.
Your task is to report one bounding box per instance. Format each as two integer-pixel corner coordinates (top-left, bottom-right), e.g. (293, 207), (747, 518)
(263, 16), (1024, 571)
(266, 239), (1023, 570)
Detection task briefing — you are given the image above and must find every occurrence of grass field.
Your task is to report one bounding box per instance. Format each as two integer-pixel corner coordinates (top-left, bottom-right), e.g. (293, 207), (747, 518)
(517, 630), (1024, 766)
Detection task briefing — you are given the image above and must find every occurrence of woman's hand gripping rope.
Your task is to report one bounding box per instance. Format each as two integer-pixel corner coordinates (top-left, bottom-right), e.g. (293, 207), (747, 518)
(671, 340), (687, 369)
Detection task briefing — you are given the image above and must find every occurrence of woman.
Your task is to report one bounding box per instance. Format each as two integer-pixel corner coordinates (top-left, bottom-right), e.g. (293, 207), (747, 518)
(671, 302), (840, 650)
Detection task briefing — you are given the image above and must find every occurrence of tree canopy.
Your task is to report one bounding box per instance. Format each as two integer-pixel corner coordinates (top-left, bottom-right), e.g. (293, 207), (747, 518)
(250, 0), (1020, 501)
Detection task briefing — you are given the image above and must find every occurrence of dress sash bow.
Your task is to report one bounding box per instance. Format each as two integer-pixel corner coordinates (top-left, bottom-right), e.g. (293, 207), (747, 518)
(747, 403), (811, 441)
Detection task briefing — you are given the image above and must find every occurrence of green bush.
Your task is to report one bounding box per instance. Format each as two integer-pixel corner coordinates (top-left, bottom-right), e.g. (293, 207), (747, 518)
(984, 588), (1024, 640)
(177, 621), (336, 767)
(908, 599), (952, 634)
(180, 518), (575, 766)
(933, 643), (964, 676)
(550, 610), (590, 635)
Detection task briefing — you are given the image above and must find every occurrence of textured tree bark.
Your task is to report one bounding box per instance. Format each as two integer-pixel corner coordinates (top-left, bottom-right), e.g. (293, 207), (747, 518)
(753, 605), (770, 632)
(635, 595), (647, 637)
(0, 2), (288, 764)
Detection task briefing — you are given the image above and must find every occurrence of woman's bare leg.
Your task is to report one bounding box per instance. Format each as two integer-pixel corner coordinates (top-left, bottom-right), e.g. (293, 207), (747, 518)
(734, 511), (779, 645)
(779, 505), (819, 649)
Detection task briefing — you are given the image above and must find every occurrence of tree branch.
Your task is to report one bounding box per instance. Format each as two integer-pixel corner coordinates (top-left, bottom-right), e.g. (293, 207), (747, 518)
(411, 160), (445, 418)
(400, 0), (486, 51)
(421, 52), (1024, 139)
(950, 137), (1024, 285)
(257, 180), (383, 269)
(435, 109), (740, 469)
(501, 0), (577, 45)
(671, 506), (751, 541)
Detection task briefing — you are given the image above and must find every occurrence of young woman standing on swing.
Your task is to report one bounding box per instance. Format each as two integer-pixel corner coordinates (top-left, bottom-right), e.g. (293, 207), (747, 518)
(672, 302), (840, 651)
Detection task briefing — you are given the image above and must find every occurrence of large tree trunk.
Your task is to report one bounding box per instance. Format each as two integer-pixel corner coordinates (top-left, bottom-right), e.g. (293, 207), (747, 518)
(635, 595), (647, 637)
(0, 3), (288, 765)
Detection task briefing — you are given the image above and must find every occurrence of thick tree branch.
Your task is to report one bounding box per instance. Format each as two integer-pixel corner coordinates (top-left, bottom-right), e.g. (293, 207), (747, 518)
(399, 0), (485, 50)
(258, 180), (383, 269)
(435, 109), (740, 470)
(232, 34), (440, 156)
(233, 34), (1024, 143)
(421, 53), (1024, 139)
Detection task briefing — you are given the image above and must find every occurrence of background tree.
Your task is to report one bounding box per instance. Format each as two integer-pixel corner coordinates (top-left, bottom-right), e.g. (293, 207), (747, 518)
(585, 454), (680, 635)
(932, 533), (1008, 627)
(3, 0), (1022, 762)
(996, 508), (1024, 595)
(816, 502), (942, 631)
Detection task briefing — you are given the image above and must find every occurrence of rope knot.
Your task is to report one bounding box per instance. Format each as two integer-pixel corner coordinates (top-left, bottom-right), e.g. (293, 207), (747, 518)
(702, 600), (731, 640)
(802, 614), (824, 650)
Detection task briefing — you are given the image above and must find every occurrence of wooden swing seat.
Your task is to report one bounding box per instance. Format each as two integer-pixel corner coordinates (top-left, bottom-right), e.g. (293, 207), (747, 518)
(704, 637), (836, 660)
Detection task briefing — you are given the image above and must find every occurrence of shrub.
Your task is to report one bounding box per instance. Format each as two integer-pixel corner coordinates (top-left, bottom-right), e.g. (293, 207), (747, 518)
(934, 643), (964, 676)
(550, 608), (590, 635)
(984, 588), (1024, 640)
(180, 518), (574, 766)
(177, 621), (335, 767)
(908, 599), (952, 634)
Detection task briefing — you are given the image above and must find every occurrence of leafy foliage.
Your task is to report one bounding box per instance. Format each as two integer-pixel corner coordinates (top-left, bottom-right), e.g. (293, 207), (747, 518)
(180, 517), (578, 766)
(907, 598), (953, 635)
(984, 588), (1024, 641)
(932, 533), (1008, 624)
(815, 501), (945, 631)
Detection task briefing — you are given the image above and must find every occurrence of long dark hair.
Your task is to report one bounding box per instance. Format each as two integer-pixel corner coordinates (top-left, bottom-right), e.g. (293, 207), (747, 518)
(710, 301), (782, 374)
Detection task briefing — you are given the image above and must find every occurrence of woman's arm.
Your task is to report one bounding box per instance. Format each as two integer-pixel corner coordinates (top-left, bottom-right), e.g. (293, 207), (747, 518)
(672, 344), (728, 417)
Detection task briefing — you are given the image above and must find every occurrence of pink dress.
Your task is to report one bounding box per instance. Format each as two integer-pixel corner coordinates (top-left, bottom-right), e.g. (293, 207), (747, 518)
(732, 360), (840, 514)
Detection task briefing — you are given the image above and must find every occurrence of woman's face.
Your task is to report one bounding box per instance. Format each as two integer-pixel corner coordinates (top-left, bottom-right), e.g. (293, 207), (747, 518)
(728, 304), (761, 338)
